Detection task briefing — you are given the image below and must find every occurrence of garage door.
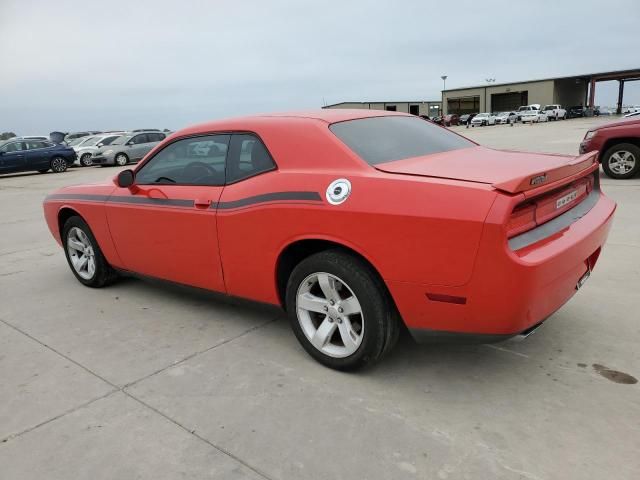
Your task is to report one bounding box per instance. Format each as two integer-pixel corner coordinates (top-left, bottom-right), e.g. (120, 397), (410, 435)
(447, 96), (480, 115)
(491, 92), (528, 112)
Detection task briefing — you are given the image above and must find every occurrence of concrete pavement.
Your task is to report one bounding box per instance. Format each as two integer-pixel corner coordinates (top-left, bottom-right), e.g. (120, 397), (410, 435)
(1, 117), (638, 479)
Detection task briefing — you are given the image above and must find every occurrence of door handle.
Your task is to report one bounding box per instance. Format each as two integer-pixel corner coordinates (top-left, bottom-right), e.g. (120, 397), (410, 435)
(194, 199), (212, 209)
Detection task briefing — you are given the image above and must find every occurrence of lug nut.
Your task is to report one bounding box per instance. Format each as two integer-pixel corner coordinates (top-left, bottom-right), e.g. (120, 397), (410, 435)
(330, 300), (335, 305)
(338, 307), (343, 313)
(337, 318), (342, 324)
(328, 317), (334, 323)
(323, 306), (328, 311)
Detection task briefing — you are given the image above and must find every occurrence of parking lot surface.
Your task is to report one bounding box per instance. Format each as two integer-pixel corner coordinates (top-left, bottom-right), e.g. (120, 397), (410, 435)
(1, 117), (639, 479)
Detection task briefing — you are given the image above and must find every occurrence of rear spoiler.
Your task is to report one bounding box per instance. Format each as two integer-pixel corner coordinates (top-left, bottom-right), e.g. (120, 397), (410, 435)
(492, 151), (598, 195)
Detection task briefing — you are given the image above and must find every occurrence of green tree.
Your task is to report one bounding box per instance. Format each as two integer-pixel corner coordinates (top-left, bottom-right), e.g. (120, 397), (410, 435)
(0, 132), (17, 140)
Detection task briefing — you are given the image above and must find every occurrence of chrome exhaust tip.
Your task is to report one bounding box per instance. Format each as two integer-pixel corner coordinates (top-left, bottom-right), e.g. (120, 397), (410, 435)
(512, 322), (545, 342)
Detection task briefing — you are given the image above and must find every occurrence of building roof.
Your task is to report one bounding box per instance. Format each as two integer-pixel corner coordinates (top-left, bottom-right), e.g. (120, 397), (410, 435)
(443, 67), (640, 93)
(323, 100), (441, 108)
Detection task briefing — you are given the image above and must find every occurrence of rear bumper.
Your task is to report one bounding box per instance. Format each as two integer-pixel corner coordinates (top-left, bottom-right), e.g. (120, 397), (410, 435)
(388, 190), (616, 343)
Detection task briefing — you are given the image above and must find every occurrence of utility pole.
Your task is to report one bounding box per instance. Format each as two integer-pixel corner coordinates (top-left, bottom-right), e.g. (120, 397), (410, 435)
(441, 75), (447, 115)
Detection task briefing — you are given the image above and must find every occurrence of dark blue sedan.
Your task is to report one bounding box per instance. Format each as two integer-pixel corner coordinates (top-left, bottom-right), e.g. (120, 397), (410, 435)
(0, 139), (77, 175)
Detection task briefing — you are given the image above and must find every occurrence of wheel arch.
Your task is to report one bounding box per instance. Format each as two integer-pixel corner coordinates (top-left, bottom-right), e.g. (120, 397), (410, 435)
(275, 237), (395, 312)
(601, 137), (640, 161)
(58, 207), (83, 238)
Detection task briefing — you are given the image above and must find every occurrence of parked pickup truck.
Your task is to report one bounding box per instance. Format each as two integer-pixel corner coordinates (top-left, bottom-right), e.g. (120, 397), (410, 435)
(541, 104), (567, 120)
(579, 116), (640, 179)
(516, 105), (540, 122)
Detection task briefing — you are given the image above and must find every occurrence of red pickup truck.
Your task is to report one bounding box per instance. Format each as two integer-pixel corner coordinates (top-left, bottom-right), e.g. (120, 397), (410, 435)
(580, 117), (640, 179)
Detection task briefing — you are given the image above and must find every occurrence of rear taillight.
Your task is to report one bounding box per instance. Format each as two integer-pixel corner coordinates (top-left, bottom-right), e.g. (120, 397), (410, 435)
(506, 204), (536, 238)
(506, 175), (595, 239)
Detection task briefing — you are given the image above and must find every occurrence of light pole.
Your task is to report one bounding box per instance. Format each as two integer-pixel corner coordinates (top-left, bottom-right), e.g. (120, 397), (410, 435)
(441, 75), (447, 116)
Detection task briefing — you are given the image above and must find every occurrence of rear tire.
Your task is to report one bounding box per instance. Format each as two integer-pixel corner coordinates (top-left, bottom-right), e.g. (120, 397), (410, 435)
(50, 156), (68, 173)
(62, 216), (119, 287)
(601, 143), (640, 179)
(286, 250), (399, 370)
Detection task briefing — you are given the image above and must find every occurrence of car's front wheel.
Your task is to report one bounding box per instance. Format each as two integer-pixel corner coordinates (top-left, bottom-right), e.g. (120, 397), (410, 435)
(62, 216), (118, 287)
(602, 143), (640, 179)
(286, 250), (399, 370)
(50, 156), (68, 173)
(80, 153), (93, 167)
(115, 153), (129, 166)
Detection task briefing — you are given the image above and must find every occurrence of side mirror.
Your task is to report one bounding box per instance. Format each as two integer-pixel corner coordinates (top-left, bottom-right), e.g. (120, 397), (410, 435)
(126, 141), (134, 146)
(116, 169), (135, 188)
(97, 143), (103, 147)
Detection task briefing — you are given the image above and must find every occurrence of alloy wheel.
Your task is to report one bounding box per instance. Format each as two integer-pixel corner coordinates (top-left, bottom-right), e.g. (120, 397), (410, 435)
(66, 227), (96, 280)
(81, 154), (93, 167)
(115, 154), (127, 166)
(51, 157), (67, 172)
(609, 151), (636, 175)
(296, 272), (364, 358)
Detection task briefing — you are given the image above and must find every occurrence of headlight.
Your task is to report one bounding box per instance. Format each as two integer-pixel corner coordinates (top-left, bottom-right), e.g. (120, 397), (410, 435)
(584, 131), (596, 140)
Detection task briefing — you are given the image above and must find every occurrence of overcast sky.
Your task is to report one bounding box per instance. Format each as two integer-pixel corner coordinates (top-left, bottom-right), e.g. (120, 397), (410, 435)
(1, 0), (639, 134)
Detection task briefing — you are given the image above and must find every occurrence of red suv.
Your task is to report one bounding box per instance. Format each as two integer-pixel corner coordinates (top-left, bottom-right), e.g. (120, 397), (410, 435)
(580, 117), (640, 179)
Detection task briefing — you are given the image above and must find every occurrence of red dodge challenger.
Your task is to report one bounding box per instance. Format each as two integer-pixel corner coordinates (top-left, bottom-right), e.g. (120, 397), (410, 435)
(43, 110), (616, 370)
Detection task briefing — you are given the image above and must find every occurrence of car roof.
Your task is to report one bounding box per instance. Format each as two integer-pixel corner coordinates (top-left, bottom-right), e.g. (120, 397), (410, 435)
(176, 109), (411, 137)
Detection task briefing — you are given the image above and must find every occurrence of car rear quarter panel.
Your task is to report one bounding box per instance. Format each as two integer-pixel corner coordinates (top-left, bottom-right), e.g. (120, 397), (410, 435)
(217, 169), (497, 305)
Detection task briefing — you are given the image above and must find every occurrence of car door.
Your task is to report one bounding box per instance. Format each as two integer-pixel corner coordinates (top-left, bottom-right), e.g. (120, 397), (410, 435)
(215, 133), (283, 302)
(0, 141), (27, 173)
(128, 134), (148, 161)
(24, 141), (52, 170)
(105, 134), (230, 292)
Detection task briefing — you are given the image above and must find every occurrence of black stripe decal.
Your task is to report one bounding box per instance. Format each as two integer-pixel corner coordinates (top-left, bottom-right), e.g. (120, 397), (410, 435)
(45, 191), (322, 209)
(214, 191), (322, 209)
(45, 193), (109, 202)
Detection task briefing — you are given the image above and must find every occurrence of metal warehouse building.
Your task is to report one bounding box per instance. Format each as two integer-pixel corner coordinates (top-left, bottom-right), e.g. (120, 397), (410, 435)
(323, 100), (442, 117)
(443, 68), (640, 115)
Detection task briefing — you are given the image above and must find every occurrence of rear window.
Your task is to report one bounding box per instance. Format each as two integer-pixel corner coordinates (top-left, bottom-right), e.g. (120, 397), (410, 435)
(329, 116), (474, 165)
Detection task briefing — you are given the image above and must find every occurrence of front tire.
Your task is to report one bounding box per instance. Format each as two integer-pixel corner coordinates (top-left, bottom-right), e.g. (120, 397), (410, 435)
(115, 153), (128, 166)
(80, 153), (93, 167)
(50, 156), (68, 173)
(62, 216), (118, 287)
(601, 143), (640, 179)
(286, 250), (399, 370)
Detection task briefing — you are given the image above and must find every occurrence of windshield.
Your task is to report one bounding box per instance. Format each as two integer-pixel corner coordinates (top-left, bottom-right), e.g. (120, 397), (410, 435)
(111, 135), (132, 145)
(79, 136), (99, 145)
(330, 116), (474, 166)
(68, 137), (89, 146)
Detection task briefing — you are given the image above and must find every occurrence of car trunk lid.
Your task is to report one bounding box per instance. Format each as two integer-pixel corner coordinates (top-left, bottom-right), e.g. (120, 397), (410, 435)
(374, 146), (598, 194)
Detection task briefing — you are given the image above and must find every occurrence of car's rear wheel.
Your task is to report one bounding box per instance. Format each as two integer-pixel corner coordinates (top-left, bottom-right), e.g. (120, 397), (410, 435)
(286, 250), (399, 370)
(62, 216), (118, 287)
(602, 143), (640, 179)
(80, 153), (93, 167)
(115, 153), (128, 166)
(51, 156), (68, 173)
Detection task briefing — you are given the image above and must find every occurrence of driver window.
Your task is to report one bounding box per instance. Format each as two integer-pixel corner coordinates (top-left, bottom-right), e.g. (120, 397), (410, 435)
(135, 134), (230, 186)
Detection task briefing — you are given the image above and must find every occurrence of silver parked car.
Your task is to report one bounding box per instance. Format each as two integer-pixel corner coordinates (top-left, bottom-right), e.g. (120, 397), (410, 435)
(91, 131), (167, 166)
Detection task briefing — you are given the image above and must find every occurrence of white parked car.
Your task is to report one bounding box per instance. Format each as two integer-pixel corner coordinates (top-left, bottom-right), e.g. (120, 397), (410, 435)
(494, 111), (518, 124)
(622, 106), (640, 114)
(541, 104), (567, 120)
(470, 112), (496, 126)
(516, 105), (540, 122)
(74, 133), (125, 167)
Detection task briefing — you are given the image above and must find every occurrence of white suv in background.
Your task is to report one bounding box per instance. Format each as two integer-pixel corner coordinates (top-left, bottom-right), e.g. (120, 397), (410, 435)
(541, 104), (567, 120)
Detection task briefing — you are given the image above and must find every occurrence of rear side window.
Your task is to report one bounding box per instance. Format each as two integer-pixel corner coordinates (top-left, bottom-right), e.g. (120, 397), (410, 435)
(225, 134), (276, 183)
(132, 134), (148, 144)
(330, 116), (474, 165)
